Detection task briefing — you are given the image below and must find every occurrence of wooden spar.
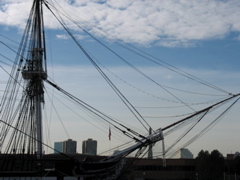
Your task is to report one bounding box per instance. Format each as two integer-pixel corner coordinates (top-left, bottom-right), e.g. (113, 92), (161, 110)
(162, 93), (240, 131)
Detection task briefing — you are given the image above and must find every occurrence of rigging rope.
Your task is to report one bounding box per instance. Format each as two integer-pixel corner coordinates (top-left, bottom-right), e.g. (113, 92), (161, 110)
(166, 97), (240, 158)
(44, 0), (232, 97)
(165, 110), (209, 154)
(45, 79), (150, 143)
(0, 118), (72, 159)
(121, 44), (232, 95)
(0, 0), (239, 160)
(44, 1), (196, 113)
(44, 1), (152, 132)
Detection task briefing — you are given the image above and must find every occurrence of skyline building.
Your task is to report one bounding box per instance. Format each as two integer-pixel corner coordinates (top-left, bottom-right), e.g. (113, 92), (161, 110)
(82, 138), (97, 155)
(63, 139), (77, 154)
(54, 139), (77, 154)
(54, 142), (63, 153)
(178, 148), (194, 159)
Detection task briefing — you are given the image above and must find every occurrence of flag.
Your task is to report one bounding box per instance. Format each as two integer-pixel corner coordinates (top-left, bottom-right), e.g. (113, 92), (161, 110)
(109, 127), (111, 141)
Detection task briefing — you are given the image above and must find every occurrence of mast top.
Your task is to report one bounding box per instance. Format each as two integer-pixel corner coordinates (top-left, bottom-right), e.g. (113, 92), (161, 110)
(22, 0), (47, 80)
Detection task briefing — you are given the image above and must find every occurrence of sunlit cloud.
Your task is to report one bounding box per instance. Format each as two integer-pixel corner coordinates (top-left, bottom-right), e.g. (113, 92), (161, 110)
(0, 0), (240, 47)
(56, 34), (69, 39)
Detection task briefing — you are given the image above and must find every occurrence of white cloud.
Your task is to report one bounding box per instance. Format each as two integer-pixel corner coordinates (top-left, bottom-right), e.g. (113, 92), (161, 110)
(0, 0), (32, 29)
(56, 34), (69, 39)
(0, 0), (240, 46)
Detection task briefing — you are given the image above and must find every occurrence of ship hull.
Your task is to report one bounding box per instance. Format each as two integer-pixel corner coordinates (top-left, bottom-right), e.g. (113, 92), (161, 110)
(0, 154), (125, 180)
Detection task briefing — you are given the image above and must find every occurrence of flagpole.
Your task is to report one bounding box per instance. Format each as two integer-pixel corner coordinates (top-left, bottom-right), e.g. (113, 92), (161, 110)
(109, 126), (111, 155)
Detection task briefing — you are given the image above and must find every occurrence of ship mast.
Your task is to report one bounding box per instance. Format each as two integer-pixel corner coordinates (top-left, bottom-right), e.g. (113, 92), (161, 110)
(21, 0), (47, 156)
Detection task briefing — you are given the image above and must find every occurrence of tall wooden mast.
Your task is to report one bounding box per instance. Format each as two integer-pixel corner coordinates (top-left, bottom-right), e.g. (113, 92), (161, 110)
(21, 0), (47, 156)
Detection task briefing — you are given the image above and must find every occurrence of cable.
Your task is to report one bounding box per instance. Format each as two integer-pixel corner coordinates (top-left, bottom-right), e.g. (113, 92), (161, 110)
(45, 79), (150, 144)
(44, 2), (152, 132)
(121, 44), (232, 95)
(45, 0), (232, 97)
(0, 118), (72, 159)
(45, 2), (196, 113)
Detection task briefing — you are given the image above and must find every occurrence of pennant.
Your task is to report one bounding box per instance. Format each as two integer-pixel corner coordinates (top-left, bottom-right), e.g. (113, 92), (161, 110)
(109, 127), (111, 141)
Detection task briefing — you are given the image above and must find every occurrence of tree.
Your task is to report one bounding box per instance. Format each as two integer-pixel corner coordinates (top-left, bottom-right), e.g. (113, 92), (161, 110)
(234, 156), (240, 174)
(196, 150), (224, 180)
(209, 150), (225, 180)
(196, 150), (210, 180)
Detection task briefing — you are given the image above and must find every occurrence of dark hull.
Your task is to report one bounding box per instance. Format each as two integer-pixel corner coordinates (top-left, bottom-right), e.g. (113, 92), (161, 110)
(0, 154), (125, 179)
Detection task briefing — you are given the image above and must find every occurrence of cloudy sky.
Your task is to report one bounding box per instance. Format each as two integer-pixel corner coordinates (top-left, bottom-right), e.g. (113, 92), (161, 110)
(1, 0), (240, 46)
(0, 0), (240, 157)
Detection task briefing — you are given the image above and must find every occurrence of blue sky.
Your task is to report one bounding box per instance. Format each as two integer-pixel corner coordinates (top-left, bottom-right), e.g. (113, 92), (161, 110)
(0, 0), (240, 158)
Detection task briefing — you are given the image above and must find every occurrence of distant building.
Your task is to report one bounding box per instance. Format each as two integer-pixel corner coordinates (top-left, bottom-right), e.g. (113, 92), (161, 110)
(227, 152), (240, 160)
(54, 142), (63, 153)
(54, 139), (77, 154)
(227, 154), (234, 160)
(63, 139), (77, 153)
(178, 148), (193, 159)
(234, 152), (240, 159)
(82, 138), (97, 155)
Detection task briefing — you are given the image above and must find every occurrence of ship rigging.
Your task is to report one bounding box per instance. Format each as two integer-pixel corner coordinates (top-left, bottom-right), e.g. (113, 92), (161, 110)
(0, 0), (239, 179)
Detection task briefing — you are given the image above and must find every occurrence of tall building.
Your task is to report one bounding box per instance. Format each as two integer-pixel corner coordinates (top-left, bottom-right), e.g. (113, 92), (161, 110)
(54, 139), (77, 154)
(54, 142), (63, 153)
(63, 139), (77, 154)
(178, 148), (193, 159)
(82, 138), (97, 155)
